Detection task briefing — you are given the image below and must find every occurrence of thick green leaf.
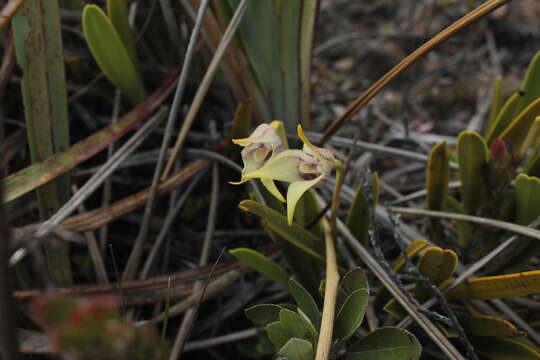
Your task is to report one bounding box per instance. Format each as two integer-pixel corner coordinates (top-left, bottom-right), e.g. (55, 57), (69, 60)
(457, 131), (488, 216)
(289, 278), (321, 328)
(252, 190), (322, 302)
(347, 327), (422, 360)
(391, 239), (429, 273)
(426, 141), (449, 240)
(499, 98), (540, 154)
(267, 321), (289, 350)
(485, 92), (523, 144)
(514, 51), (540, 118)
(82, 5), (145, 104)
(517, 117), (540, 158)
(230, 248), (289, 288)
(245, 304), (282, 326)
(238, 200), (324, 263)
(484, 76), (503, 136)
(472, 336), (540, 360)
(459, 315), (523, 337)
(278, 338), (314, 360)
(447, 269), (540, 299)
(373, 239), (428, 312)
(296, 308), (319, 343)
(279, 309), (316, 344)
(346, 186), (370, 246)
(333, 288), (369, 340)
(341, 267), (369, 294)
(384, 246), (458, 320)
(267, 309), (315, 350)
(106, 0), (137, 65)
(515, 174), (540, 225)
(416, 247), (458, 291)
(415, 246), (458, 305)
(488, 173), (540, 273)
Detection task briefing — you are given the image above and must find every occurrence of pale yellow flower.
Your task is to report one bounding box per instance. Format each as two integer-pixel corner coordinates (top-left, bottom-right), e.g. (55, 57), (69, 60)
(234, 124), (335, 225)
(231, 123), (286, 202)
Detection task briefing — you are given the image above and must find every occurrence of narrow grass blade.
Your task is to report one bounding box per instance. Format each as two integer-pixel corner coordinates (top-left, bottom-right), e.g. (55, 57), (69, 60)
(2, 74), (177, 203)
(12, 0), (72, 284)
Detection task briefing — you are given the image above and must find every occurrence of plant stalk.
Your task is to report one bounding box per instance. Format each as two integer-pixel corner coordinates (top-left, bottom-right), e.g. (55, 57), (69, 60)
(315, 218), (339, 360)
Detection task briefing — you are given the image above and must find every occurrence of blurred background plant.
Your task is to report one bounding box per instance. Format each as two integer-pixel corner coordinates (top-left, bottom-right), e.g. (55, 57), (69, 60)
(1, 0), (540, 359)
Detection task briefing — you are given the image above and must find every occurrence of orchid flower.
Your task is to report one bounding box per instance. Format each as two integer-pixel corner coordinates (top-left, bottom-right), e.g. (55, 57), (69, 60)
(231, 122), (287, 202)
(233, 124), (335, 225)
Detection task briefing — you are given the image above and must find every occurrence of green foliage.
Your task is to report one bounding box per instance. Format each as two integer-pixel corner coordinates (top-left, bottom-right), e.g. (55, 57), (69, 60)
(427, 141), (450, 240)
(277, 338), (314, 360)
(345, 172), (378, 246)
(457, 132), (488, 216)
(333, 288), (369, 340)
(346, 186), (370, 246)
(347, 327), (422, 360)
(289, 277), (321, 328)
(414, 246), (458, 300)
(472, 336), (540, 360)
(239, 200), (324, 263)
(12, 0), (72, 285)
(217, 0), (319, 130)
(375, 244), (540, 348)
(458, 315), (523, 337)
(515, 174), (540, 225)
(424, 51), (540, 268)
(514, 51), (540, 118)
(240, 265), (420, 359)
(82, 4), (146, 104)
(230, 248), (290, 288)
(383, 245), (457, 320)
(106, 0), (137, 66)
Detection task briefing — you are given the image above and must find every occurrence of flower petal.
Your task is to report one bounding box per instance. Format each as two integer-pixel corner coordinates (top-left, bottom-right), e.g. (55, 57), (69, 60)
(297, 124), (335, 176)
(261, 178), (285, 202)
(270, 120), (289, 149)
(242, 150), (306, 183)
(286, 175), (324, 225)
(233, 124), (281, 146)
(297, 124), (319, 155)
